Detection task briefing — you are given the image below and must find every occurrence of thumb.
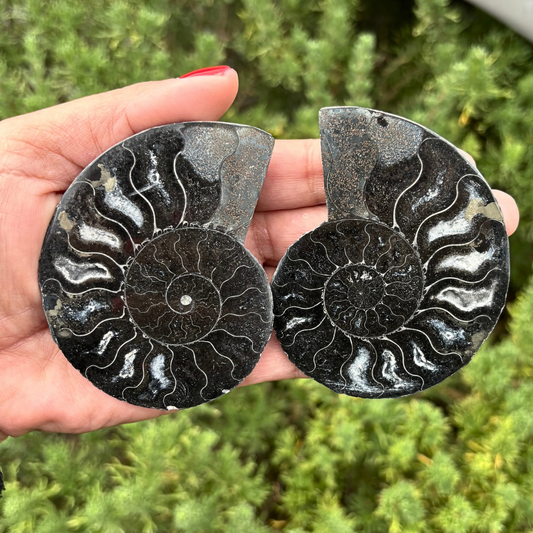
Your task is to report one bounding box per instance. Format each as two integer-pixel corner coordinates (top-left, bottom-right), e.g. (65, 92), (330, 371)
(1, 66), (239, 190)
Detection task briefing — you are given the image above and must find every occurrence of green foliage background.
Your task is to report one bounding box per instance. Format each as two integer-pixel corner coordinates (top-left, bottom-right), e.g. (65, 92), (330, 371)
(1, 0), (533, 530)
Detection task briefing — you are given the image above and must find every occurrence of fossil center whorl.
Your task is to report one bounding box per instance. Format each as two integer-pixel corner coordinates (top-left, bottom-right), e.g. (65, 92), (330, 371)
(165, 274), (220, 319)
(320, 220), (424, 337)
(125, 230), (222, 345)
(326, 265), (384, 311)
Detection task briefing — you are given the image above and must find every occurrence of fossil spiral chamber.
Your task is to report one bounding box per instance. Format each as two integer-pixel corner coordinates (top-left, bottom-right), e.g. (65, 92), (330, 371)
(39, 122), (274, 410)
(272, 107), (510, 399)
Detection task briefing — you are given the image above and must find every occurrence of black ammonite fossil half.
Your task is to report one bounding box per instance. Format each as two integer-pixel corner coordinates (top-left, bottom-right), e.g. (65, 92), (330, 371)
(39, 122), (274, 409)
(272, 107), (509, 398)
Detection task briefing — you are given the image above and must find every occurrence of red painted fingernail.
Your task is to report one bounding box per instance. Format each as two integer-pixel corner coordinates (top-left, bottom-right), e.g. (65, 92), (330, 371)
(180, 65), (232, 79)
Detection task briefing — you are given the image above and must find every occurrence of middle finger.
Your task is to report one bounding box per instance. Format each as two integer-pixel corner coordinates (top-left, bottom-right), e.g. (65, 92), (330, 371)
(257, 139), (325, 212)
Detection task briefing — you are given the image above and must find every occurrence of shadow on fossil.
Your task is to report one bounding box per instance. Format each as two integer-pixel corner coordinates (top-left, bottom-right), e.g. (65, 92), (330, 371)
(272, 107), (509, 399)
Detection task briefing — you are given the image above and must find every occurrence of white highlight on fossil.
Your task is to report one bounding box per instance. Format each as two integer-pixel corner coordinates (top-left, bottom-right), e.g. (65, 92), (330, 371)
(118, 348), (138, 379)
(77, 180), (136, 248)
(427, 211), (471, 243)
(146, 151), (171, 204)
(104, 183), (144, 228)
(180, 295), (192, 306)
(54, 256), (112, 284)
(411, 343), (437, 371)
(346, 346), (382, 393)
(74, 299), (108, 322)
(150, 354), (171, 389)
(434, 281), (497, 312)
(124, 144), (159, 234)
(381, 349), (405, 388)
(428, 318), (466, 346)
(412, 168), (446, 211)
(436, 243), (495, 273)
(78, 223), (122, 250)
(285, 317), (311, 329)
(95, 331), (116, 355)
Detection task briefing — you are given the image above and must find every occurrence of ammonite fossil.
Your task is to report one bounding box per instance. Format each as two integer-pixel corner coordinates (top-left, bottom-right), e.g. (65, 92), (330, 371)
(272, 107), (509, 398)
(39, 122), (274, 409)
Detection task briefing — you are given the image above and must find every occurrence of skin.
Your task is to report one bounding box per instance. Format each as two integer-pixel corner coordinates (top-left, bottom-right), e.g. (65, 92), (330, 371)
(0, 68), (519, 442)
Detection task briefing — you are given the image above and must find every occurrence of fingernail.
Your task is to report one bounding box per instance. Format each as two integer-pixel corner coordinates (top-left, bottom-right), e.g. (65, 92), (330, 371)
(180, 65), (232, 79)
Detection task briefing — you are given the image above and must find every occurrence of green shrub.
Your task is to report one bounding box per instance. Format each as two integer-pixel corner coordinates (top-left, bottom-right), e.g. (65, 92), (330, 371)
(1, 0), (533, 531)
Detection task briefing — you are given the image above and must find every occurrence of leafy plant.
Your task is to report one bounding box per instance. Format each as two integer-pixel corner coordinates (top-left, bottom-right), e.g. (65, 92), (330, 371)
(1, 0), (533, 531)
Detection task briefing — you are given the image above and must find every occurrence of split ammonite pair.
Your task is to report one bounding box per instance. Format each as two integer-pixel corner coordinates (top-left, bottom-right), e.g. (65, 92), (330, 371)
(39, 107), (510, 409)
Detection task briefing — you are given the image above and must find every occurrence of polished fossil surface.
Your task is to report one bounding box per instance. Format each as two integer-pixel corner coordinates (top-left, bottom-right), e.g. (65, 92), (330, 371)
(272, 107), (509, 398)
(39, 123), (274, 409)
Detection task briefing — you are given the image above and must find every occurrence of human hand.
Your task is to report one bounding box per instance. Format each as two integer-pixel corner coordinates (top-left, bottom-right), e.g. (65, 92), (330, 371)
(0, 69), (519, 441)
(0, 68), (243, 440)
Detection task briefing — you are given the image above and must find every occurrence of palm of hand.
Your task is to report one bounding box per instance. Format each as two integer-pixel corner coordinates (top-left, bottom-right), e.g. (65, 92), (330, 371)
(0, 72), (519, 440)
